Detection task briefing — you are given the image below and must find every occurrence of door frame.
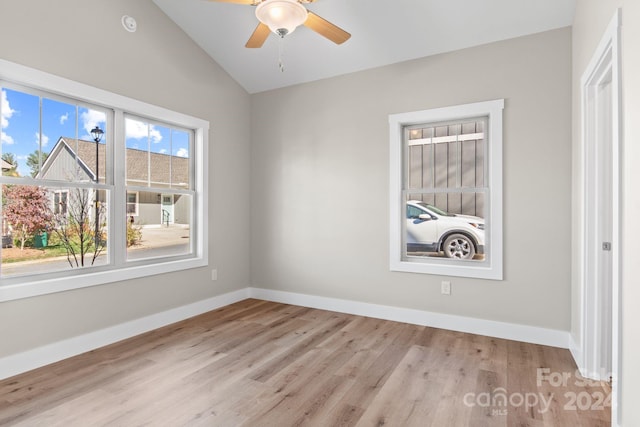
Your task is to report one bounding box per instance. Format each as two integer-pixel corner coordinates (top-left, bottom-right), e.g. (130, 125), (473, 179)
(579, 9), (621, 424)
(161, 193), (174, 225)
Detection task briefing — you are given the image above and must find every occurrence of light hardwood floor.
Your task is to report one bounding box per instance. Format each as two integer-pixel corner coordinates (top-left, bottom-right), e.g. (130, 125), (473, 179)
(0, 299), (611, 426)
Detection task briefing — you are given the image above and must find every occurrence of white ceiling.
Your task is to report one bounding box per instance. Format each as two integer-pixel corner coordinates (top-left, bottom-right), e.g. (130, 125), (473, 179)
(152, 0), (575, 94)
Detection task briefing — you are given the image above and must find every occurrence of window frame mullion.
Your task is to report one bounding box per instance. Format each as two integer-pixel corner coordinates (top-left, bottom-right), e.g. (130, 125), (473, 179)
(112, 109), (127, 266)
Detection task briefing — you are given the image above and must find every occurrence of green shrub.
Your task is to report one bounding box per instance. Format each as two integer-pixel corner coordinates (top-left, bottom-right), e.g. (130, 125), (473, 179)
(127, 220), (142, 247)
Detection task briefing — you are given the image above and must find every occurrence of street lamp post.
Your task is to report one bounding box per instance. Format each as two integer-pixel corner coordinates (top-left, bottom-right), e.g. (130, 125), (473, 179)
(90, 126), (104, 246)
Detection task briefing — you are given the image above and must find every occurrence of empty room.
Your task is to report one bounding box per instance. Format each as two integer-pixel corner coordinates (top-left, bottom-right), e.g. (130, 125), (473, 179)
(0, 0), (638, 426)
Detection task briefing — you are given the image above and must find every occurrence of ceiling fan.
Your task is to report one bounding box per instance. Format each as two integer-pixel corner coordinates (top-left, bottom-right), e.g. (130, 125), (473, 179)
(208, 0), (351, 48)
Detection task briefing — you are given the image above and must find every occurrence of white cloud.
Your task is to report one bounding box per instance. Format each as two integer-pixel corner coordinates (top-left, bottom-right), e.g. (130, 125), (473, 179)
(125, 118), (162, 144)
(175, 148), (188, 158)
(159, 148), (168, 154)
(60, 112), (69, 125)
(1, 90), (16, 145)
(1, 131), (14, 145)
(80, 109), (107, 138)
(35, 132), (49, 147)
(150, 129), (163, 144)
(1, 90), (14, 129)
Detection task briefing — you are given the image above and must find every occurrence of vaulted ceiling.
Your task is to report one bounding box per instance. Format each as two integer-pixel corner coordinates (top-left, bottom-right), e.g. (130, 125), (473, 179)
(153, 0), (575, 94)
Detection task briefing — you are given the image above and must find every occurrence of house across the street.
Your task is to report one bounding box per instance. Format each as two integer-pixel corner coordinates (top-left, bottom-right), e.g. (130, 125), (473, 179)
(38, 137), (190, 226)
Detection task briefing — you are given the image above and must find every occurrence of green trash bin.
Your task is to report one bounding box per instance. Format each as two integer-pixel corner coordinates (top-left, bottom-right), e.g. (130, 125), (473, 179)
(34, 232), (48, 248)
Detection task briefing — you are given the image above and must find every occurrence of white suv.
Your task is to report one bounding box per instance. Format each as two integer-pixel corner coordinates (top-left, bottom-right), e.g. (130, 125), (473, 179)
(406, 200), (485, 259)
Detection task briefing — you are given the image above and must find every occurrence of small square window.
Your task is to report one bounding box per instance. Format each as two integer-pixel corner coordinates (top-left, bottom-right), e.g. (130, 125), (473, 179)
(126, 192), (139, 216)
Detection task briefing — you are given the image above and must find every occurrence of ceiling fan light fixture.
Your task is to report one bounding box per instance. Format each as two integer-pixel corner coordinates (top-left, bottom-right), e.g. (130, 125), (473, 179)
(255, 0), (308, 37)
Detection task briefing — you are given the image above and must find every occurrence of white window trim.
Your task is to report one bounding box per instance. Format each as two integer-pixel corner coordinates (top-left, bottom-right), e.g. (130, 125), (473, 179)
(389, 99), (503, 280)
(0, 59), (209, 302)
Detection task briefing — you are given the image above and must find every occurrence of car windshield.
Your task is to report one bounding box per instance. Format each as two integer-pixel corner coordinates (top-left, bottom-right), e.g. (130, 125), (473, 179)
(417, 202), (455, 217)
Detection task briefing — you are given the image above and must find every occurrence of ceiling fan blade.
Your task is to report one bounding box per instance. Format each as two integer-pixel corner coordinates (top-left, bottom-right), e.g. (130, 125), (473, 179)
(245, 23), (271, 48)
(206, 0), (258, 4)
(304, 12), (351, 45)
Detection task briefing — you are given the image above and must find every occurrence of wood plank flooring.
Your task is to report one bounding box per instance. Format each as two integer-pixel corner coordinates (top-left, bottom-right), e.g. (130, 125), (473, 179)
(0, 299), (611, 426)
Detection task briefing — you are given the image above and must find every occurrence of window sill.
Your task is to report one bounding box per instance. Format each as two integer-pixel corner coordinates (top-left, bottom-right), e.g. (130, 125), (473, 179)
(390, 258), (503, 280)
(0, 256), (207, 302)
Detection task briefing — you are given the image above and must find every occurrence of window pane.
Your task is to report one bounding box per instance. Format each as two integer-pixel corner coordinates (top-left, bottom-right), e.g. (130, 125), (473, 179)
(125, 118), (191, 189)
(404, 117), (487, 262)
(1, 88), (39, 178)
(1, 184), (109, 278)
(39, 98), (78, 179)
(404, 195), (485, 261)
(126, 191), (191, 261)
(42, 100), (109, 182)
(149, 125), (171, 187)
(406, 119), (486, 192)
(125, 117), (149, 185)
(171, 129), (190, 189)
(0, 88), (108, 183)
(77, 107), (107, 184)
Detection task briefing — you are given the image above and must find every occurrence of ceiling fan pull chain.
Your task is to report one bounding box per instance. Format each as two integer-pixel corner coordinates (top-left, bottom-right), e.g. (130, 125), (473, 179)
(278, 36), (285, 72)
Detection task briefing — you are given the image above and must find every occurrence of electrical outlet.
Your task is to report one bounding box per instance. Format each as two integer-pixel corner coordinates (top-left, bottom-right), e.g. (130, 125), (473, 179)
(211, 269), (217, 281)
(441, 281), (451, 295)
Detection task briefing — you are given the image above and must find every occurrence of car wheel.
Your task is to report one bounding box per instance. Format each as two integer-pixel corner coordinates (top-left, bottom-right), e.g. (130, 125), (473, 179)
(443, 234), (476, 259)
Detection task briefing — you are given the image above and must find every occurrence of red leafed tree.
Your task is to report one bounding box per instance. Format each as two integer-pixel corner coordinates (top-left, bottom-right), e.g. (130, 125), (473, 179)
(3, 185), (53, 250)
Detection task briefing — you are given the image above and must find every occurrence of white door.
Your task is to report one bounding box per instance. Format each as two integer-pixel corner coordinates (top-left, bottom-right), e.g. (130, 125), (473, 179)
(161, 194), (174, 225)
(593, 77), (613, 379)
(580, 10), (620, 424)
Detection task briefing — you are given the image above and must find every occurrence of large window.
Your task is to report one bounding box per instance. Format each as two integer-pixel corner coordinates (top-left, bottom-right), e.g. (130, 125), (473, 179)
(389, 100), (503, 280)
(0, 59), (208, 301)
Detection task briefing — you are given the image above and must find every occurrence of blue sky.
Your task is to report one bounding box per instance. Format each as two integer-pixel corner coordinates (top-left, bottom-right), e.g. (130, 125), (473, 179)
(1, 87), (189, 177)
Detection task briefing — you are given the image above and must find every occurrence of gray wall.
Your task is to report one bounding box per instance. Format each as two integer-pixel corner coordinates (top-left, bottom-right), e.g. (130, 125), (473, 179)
(572, 1), (640, 424)
(138, 191), (162, 225)
(0, 0), (251, 356)
(174, 194), (189, 224)
(251, 28), (572, 330)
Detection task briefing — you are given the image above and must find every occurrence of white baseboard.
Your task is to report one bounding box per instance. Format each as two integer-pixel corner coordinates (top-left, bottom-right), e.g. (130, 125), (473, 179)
(569, 334), (586, 376)
(0, 288), (250, 381)
(248, 287), (571, 349)
(1, 286), (573, 381)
